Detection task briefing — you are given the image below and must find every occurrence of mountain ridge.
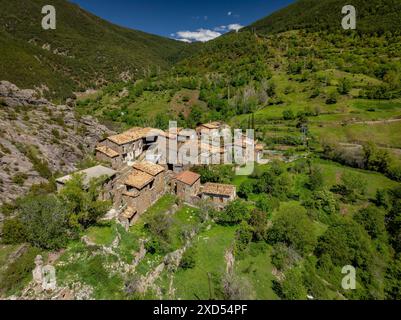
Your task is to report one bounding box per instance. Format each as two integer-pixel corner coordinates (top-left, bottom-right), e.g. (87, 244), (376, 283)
(0, 0), (187, 101)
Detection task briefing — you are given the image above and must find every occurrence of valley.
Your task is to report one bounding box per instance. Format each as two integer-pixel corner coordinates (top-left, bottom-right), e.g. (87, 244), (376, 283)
(1, 0), (401, 301)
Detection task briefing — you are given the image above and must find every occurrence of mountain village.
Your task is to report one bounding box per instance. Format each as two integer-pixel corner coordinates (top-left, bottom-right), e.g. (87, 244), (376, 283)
(56, 122), (265, 228)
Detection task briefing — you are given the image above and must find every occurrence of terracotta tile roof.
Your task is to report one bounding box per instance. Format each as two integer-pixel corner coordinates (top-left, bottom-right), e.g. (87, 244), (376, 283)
(124, 170), (154, 189)
(96, 146), (120, 158)
(107, 127), (157, 145)
(202, 183), (236, 197)
(198, 122), (220, 130)
(174, 171), (201, 186)
(160, 131), (177, 140)
(121, 207), (137, 219)
(132, 161), (165, 176)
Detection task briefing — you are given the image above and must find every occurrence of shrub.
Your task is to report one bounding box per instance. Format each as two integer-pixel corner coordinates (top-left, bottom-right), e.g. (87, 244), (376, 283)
(12, 173), (28, 186)
(180, 246), (197, 270)
(218, 199), (251, 225)
(325, 92), (338, 104)
(1, 218), (27, 244)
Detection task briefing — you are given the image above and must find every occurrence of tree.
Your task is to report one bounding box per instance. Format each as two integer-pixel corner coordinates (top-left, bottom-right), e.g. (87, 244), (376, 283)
(59, 174), (111, 229)
(385, 257), (401, 300)
(248, 209), (269, 241)
(279, 267), (307, 300)
(385, 185), (401, 253)
(354, 206), (386, 240)
(332, 172), (367, 203)
(307, 166), (324, 191)
(255, 195), (279, 214)
(144, 211), (173, 242)
(337, 78), (352, 95)
(309, 189), (339, 215)
(314, 219), (383, 298)
(325, 91), (338, 104)
(363, 142), (391, 173)
(238, 180), (255, 200)
(283, 109), (296, 120)
(18, 195), (71, 250)
(268, 205), (317, 256)
(180, 246), (197, 270)
(219, 199), (251, 225)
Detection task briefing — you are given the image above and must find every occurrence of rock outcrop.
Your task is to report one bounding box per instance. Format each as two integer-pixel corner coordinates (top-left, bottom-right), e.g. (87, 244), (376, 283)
(0, 81), (115, 204)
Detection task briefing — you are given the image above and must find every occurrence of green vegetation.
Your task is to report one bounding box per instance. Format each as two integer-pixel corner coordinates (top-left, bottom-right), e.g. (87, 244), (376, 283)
(0, 0), (187, 101)
(1, 174), (111, 251)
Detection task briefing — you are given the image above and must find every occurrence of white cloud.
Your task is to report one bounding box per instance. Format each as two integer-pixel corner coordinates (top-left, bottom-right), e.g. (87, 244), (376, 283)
(173, 29), (222, 43)
(227, 11), (232, 16)
(214, 25), (228, 32)
(173, 24), (244, 43)
(227, 24), (244, 32)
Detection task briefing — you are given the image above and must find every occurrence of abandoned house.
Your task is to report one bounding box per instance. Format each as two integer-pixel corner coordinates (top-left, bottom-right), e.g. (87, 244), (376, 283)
(97, 127), (161, 168)
(201, 183), (237, 209)
(55, 165), (117, 201)
(121, 161), (166, 219)
(96, 145), (121, 169)
(172, 170), (201, 203)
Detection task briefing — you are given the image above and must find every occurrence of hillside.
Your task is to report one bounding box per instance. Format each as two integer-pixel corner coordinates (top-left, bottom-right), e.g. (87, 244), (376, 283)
(0, 80), (114, 205)
(0, 0), (187, 101)
(248, 0), (401, 35)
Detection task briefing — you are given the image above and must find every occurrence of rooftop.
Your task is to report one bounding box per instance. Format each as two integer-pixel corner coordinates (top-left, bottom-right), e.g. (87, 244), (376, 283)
(121, 207), (137, 219)
(107, 127), (159, 146)
(198, 122), (221, 130)
(56, 165), (117, 186)
(174, 171), (201, 186)
(202, 183), (236, 197)
(96, 146), (120, 158)
(132, 161), (165, 176)
(124, 170), (154, 190)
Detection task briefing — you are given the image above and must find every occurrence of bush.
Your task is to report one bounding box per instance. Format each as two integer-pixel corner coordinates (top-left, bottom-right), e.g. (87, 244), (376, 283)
(337, 78), (352, 95)
(180, 246), (197, 269)
(218, 199), (251, 225)
(268, 206), (317, 256)
(1, 218), (26, 244)
(18, 195), (71, 250)
(12, 173), (28, 186)
(325, 92), (338, 104)
(238, 180), (255, 199)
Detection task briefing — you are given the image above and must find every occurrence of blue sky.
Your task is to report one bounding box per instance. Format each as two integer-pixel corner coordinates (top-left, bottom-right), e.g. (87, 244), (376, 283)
(70, 0), (295, 42)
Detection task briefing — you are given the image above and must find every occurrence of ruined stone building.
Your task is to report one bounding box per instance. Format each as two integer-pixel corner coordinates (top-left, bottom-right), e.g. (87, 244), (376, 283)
(201, 183), (237, 209)
(121, 161), (167, 221)
(55, 165), (117, 201)
(172, 171), (201, 203)
(96, 127), (161, 168)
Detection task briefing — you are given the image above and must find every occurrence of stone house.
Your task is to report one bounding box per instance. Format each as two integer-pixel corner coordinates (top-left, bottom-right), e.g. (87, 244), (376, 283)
(201, 183), (236, 209)
(177, 128), (197, 142)
(172, 171), (201, 203)
(121, 161), (166, 219)
(96, 145), (121, 169)
(55, 165), (117, 201)
(99, 127), (161, 167)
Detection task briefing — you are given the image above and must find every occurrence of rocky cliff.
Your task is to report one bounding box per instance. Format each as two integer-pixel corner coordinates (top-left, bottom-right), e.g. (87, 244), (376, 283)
(0, 81), (114, 204)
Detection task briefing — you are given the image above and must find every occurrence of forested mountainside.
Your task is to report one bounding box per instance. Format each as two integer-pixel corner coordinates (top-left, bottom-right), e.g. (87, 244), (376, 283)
(0, 0), (187, 101)
(248, 0), (401, 34)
